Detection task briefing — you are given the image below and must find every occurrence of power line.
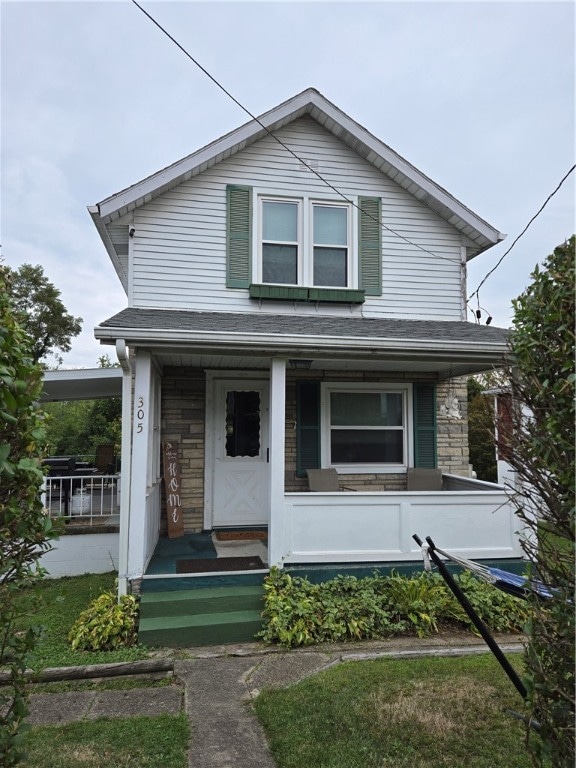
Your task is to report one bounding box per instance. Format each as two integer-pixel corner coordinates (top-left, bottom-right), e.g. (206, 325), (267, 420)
(469, 164), (576, 303)
(130, 0), (461, 266)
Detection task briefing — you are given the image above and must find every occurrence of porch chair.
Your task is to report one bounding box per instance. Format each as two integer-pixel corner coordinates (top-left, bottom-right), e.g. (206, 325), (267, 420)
(306, 468), (355, 492)
(95, 444), (115, 474)
(406, 468), (443, 491)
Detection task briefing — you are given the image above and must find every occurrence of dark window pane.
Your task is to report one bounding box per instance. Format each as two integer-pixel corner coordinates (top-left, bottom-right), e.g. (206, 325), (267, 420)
(331, 393), (403, 427)
(331, 429), (403, 463)
(262, 244), (297, 284)
(313, 247), (347, 287)
(225, 391), (260, 457)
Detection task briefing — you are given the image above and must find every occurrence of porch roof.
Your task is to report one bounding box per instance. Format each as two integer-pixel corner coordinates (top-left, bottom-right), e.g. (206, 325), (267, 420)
(95, 308), (508, 378)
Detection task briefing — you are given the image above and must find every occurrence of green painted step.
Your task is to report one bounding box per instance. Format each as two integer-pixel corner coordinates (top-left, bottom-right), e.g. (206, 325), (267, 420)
(138, 583), (266, 647)
(138, 609), (263, 648)
(139, 586), (264, 619)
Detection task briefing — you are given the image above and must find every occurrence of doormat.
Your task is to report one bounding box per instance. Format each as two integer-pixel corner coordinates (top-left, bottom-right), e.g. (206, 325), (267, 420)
(215, 530), (268, 541)
(176, 556), (266, 573)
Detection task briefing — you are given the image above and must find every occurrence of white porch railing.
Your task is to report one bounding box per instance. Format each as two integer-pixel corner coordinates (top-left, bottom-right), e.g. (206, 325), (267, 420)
(42, 474), (120, 522)
(277, 483), (523, 566)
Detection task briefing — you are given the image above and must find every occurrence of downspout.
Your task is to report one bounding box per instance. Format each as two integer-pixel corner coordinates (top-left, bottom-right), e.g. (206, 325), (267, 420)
(116, 339), (133, 598)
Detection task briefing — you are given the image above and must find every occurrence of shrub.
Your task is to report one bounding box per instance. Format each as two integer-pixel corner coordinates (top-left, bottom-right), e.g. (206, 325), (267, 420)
(0, 265), (57, 766)
(259, 568), (528, 648)
(68, 590), (139, 651)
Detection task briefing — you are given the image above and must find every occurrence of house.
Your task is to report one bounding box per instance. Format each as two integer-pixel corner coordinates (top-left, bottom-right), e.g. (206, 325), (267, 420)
(89, 88), (523, 640)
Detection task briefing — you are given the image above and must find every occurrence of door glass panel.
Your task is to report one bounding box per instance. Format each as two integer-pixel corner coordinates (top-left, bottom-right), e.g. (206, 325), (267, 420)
(225, 391), (261, 457)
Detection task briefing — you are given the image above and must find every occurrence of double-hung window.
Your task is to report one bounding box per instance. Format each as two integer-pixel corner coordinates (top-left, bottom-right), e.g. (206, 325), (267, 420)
(322, 383), (411, 472)
(259, 196), (352, 288)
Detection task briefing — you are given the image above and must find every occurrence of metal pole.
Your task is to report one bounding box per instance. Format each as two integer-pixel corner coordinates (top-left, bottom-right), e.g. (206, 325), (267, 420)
(413, 534), (527, 700)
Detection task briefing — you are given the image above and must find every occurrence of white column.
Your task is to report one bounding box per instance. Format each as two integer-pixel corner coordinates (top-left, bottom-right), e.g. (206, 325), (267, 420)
(127, 350), (152, 581)
(268, 358), (286, 567)
(116, 340), (133, 597)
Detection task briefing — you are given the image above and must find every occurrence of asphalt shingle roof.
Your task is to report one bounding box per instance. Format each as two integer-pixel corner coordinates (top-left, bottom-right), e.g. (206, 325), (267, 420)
(98, 308), (509, 346)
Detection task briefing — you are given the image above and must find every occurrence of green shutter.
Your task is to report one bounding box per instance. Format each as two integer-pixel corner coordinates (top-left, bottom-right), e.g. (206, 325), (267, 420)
(226, 184), (252, 288)
(358, 196), (382, 296)
(296, 381), (321, 478)
(413, 383), (437, 468)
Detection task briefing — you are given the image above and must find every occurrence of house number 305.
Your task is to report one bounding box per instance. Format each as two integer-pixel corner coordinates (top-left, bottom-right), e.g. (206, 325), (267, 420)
(136, 397), (145, 433)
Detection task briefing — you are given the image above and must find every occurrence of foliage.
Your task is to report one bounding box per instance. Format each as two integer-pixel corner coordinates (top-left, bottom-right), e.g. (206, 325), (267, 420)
(452, 570), (529, 633)
(68, 590), (139, 651)
(259, 568), (527, 648)
(0, 265), (58, 766)
(16, 573), (148, 670)
(43, 354), (121, 460)
(503, 236), (575, 766)
(258, 569), (405, 646)
(467, 377), (498, 482)
(6, 263), (82, 365)
(255, 653), (533, 768)
(20, 713), (189, 768)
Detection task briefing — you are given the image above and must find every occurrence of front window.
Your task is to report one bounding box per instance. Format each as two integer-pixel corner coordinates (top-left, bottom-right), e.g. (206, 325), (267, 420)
(259, 196), (352, 287)
(322, 384), (410, 472)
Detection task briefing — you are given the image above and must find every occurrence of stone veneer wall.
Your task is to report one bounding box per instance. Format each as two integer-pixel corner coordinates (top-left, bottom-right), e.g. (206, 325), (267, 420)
(159, 368), (471, 532)
(436, 376), (471, 476)
(161, 367), (205, 532)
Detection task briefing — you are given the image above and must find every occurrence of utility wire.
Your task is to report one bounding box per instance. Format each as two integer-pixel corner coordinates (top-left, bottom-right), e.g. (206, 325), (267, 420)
(131, 0), (461, 265)
(469, 164), (576, 303)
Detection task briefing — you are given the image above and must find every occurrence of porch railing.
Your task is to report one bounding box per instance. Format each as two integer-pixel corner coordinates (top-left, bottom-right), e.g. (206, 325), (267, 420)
(42, 474), (120, 523)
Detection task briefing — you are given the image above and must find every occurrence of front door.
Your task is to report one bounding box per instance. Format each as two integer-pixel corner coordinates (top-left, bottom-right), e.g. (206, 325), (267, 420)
(212, 380), (269, 526)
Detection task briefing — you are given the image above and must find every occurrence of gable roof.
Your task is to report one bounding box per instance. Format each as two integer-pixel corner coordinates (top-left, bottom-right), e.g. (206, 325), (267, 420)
(89, 88), (505, 286)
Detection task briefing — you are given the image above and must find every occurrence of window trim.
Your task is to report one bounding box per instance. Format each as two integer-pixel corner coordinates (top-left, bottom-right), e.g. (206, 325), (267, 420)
(253, 190), (357, 289)
(320, 382), (413, 474)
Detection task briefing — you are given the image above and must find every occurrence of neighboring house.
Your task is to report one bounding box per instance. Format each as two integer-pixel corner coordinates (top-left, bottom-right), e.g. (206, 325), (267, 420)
(89, 88), (523, 598)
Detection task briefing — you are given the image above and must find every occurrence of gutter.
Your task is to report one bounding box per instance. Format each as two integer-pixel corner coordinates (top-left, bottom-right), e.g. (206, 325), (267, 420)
(95, 326), (508, 358)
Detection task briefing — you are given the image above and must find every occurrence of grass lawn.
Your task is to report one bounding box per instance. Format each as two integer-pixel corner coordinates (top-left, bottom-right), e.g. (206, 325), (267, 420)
(255, 653), (533, 768)
(18, 572), (150, 670)
(20, 714), (189, 768)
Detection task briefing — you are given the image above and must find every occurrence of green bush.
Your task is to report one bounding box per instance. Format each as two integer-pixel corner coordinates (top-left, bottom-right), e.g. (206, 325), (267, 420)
(68, 590), (139, 651)
(259, 567), (527, 648)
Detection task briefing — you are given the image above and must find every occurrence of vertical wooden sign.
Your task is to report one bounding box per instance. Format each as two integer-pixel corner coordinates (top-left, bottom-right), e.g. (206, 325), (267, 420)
(162, 441), (185, 539)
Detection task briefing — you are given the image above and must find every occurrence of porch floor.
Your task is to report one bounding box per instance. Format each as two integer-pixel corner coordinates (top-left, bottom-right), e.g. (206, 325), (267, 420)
(144, 531), (269, 577)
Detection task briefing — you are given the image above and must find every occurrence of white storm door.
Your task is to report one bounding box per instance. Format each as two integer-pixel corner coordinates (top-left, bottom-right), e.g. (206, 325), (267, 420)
(212, 381), (269, 526)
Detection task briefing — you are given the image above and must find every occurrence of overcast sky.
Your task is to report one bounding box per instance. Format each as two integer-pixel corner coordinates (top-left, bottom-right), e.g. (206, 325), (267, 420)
(2, 0), (574, 368)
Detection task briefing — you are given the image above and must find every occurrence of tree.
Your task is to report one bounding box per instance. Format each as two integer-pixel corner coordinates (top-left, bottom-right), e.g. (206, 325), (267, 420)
(503, 237), (575, 766)
(43, 355), (122, 461)
(7, 263), (82, 365)
(467, 377), (498, 482)
(0, 266), (57, 765)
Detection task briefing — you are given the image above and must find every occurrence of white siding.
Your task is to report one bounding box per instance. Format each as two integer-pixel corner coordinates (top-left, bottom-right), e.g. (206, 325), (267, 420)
(131, 118), (465, 320)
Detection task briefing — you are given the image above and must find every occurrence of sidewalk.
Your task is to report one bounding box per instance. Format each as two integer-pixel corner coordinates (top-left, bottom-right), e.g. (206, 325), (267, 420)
(25, 633), (525, 768)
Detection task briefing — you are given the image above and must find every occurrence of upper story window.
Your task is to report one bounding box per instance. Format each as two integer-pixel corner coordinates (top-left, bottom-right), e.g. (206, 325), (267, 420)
(259, 196), (352, 288)
(226, 184), (382, 298)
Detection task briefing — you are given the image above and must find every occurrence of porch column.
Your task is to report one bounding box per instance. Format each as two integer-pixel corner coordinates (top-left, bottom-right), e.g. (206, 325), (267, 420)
(116, 340), (132, 597)
(128, 350), (152, 582)
(268, 358), (286, 567)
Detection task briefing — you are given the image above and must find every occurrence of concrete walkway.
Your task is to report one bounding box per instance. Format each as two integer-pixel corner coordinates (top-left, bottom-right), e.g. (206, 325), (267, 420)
(25, 634), (524, 768)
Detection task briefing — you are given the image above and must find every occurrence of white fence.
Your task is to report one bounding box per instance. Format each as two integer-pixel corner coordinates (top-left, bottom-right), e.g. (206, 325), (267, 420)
(42, 474), (120, 522)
